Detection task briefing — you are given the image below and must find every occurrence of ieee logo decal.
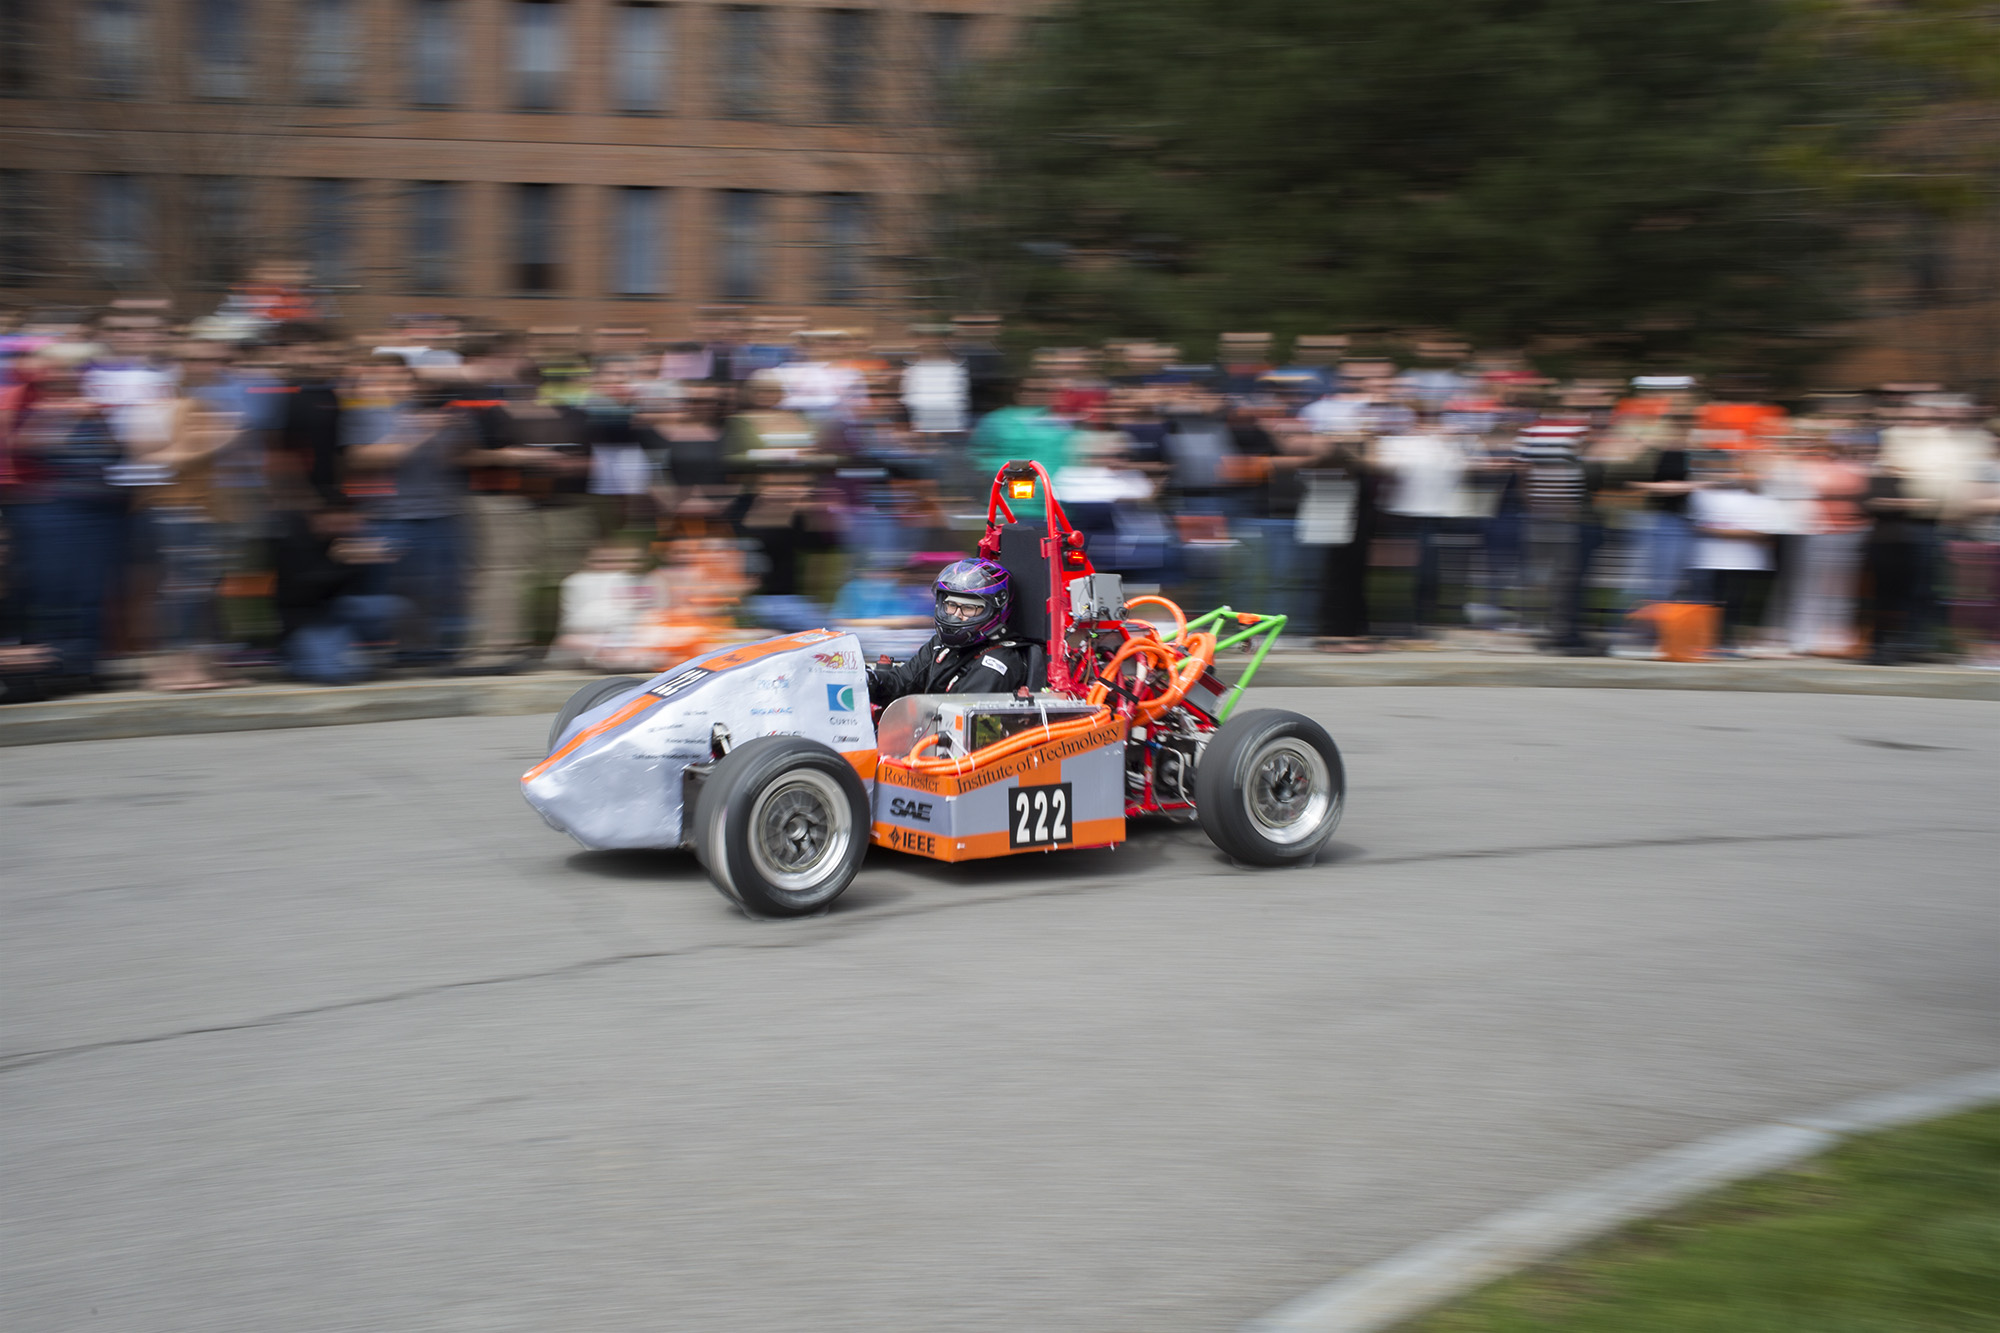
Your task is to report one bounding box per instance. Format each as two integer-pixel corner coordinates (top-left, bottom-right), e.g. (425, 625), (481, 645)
(826, 683), (856, 712)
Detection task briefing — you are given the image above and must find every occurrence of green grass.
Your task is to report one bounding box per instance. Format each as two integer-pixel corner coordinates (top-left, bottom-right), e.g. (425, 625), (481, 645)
(1403, 1106), (2000, 1333)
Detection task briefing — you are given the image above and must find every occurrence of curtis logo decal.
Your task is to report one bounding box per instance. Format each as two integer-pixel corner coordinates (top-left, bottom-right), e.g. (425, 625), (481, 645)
(826, 683), (856, 712)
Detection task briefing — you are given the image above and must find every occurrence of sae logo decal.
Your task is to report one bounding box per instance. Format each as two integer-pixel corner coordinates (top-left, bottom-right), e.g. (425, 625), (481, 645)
(826, 683), (857, 712)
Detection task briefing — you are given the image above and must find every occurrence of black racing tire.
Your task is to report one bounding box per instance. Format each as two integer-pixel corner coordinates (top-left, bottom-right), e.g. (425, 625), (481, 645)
(692, 736), (870, 918)
(547, 675), (647, 753)
(1194, 708), (1344, 866)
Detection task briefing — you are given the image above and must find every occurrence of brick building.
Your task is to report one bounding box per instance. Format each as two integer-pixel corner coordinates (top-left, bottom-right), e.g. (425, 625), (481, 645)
(0, 0), (1028, 337)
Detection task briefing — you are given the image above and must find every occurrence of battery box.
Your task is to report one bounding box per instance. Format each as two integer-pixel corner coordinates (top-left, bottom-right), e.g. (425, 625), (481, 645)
(873, 694), (1126, 862)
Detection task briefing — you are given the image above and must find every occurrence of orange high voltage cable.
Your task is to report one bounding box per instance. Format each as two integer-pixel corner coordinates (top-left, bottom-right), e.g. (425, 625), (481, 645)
(884, 625), (1217, 777)
(1091, 631), (1216, 723)
(1123, 594), (1188, 643)
(893, 708), (1110, 776)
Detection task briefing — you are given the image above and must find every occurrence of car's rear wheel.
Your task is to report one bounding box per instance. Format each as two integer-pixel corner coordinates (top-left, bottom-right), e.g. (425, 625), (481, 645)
(547, 676), (647, 753)
(693, 736), (870, 918)
(1195, 709), (1343, 865)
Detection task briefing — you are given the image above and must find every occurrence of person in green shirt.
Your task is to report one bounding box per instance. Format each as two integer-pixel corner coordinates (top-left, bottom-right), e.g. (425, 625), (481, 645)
(969, 380), (1076, 515)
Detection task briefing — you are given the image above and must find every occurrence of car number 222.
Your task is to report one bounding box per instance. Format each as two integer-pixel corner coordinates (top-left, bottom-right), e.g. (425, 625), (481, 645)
(1008, 782), (1073, 848)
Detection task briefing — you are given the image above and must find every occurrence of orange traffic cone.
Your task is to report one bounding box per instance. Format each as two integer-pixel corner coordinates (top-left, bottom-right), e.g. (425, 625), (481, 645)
(1630, 602), (1719, 663)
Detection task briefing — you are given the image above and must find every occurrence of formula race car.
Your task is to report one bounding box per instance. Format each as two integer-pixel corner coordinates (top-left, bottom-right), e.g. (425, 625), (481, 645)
(523, 461), (1344, 917)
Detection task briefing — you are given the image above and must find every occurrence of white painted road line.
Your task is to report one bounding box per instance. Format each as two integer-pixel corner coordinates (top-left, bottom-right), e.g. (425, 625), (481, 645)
(1243, 1065), (2000, 1333)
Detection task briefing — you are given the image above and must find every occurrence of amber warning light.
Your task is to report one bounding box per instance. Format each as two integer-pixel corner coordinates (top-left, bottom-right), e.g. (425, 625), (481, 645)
(1009, 479), (1036, 500)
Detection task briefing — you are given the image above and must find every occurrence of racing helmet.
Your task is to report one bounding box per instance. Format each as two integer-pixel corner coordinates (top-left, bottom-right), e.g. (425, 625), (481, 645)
(933, 557), (1011, 647)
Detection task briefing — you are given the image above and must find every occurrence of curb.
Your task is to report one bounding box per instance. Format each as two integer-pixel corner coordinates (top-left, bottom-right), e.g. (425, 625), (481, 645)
(0, 674), (602, 748)
(0, 653), (1993, 748)
(1250, 655), (2000, 701)
(1241, 1064), (2000, 1333)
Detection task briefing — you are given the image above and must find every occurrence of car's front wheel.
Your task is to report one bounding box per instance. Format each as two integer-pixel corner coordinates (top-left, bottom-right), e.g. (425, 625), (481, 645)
(1195, 709), (1344, 865)
(692, 736), (870, 918)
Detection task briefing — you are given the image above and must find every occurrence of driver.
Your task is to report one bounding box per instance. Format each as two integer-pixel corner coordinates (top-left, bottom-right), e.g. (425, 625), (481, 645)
(867, 558), (1034, 704)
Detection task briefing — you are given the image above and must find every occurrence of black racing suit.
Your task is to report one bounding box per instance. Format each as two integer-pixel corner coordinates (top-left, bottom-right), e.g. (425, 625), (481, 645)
(866, 632), (1033, 705)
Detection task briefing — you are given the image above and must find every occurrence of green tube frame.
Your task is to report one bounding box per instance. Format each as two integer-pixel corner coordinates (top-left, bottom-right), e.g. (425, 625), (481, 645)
(1180, 606), (1286, 721)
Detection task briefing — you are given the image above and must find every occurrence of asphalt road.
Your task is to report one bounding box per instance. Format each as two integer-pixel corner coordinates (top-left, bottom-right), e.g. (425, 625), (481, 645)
(4, 687), (1996, 1333)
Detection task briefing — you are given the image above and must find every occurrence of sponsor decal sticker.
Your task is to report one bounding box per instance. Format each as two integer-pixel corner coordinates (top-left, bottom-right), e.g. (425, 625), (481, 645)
(826, 683), (856, 712)
(751, 673), (792, 691)
(812, 650), (859, 671)
(750, 706), (793, 716)
(883, 825), (938, 856)
(648, 668), (709, 699)
(889, 797), (934, 822)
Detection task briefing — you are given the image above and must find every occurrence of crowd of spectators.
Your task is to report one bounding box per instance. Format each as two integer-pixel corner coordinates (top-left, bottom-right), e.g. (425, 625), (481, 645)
(3, 301), (1998, 705)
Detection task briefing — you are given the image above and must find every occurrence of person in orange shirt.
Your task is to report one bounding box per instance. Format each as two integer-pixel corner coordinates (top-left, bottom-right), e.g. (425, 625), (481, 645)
(1698, 400), (1786, 451)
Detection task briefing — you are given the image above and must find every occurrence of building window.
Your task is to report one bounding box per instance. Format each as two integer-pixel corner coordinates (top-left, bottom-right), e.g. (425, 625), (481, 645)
(514, 183), (561, 292)
(611, 2), (669, 114)
(823, 9), (868, 124)
(926, 12), (970, 120)
(85, 0), (147, 99)
(89, 174), (150, 283)
(821, 194), (868, 304)
(409, 180), (456, 292)
(718, 189), (764, 302)
(410, 0), (459, 106)
(1, 0), (40, 96)
(610, 186), (664, 295)
(301, 178), (351, 285)
(511, 0), (565, 111)
(300, 0), (356, 104)
(1907, 212), (1949, 307)
(189, 175), (246, 288)
(719, 6), (765, 120)
(0, 170), (38, 284)
(191, 0), (250, 99)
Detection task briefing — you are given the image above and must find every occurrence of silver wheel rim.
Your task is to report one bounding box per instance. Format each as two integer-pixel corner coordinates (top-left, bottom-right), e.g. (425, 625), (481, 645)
(1244, 738), (1333, 845)
(746, 769), (852, 894)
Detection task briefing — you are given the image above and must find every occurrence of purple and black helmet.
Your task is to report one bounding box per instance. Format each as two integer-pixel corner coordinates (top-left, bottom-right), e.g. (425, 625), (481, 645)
(932, 557), (1011, 646)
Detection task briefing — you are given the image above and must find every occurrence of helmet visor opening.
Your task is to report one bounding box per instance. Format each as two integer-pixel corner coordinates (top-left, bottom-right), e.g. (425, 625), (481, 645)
(939, 594), (989, 623)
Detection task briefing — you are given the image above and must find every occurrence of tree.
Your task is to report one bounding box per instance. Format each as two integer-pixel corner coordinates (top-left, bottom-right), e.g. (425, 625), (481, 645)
(1777, 0), (2000, 392)
(948, 0), (1856, 377)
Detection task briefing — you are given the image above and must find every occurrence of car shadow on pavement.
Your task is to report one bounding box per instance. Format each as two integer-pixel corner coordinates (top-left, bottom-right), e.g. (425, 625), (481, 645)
(858, 819), (1366, 888)
(1121, 823), (1370, 873)
(559, 827), (1365, 927)
(564, 848), (707, 881)
(862, 845), (1124, 887)
(825, 881), (917, 913)
(564, 847), (919, 917)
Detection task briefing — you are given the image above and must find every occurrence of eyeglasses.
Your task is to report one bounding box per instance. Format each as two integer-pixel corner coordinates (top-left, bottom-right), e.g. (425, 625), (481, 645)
(940, 595), (987, 621)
